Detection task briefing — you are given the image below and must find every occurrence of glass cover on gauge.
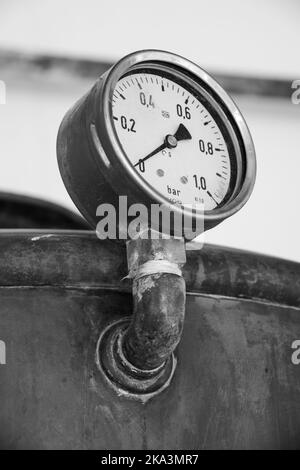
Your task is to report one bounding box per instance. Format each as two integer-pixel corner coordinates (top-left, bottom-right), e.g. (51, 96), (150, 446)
(111, 68), (239, 211)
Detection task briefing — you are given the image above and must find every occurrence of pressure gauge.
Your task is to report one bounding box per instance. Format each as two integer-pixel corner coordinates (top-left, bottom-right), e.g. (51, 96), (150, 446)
(57, 50), (256, 238)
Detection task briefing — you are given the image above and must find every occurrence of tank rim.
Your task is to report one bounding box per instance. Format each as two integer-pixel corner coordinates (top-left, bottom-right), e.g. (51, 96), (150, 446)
(0, 230), (298, 309)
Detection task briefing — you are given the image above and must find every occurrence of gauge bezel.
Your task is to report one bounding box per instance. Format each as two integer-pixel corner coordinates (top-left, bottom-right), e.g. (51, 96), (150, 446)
(91, 50), (256, 230)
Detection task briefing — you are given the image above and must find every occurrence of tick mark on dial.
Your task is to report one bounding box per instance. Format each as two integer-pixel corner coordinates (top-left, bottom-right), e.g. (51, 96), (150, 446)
(207, 191), (220, 206)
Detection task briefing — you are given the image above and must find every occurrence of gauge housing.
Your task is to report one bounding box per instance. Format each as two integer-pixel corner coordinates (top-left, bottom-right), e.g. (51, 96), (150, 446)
(57, 50), (256, 239)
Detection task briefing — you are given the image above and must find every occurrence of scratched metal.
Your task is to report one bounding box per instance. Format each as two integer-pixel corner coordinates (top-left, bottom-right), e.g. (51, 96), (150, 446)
(0, 232), (299, 449)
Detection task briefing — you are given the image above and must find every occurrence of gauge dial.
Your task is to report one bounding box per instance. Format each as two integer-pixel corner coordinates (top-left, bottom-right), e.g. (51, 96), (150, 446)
(57, 50), (256, 237)
(112, 69), (237, 211)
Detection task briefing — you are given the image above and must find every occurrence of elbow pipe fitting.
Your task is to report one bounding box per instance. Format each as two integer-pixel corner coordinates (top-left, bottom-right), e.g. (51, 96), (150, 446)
(97, 235), (186, 399)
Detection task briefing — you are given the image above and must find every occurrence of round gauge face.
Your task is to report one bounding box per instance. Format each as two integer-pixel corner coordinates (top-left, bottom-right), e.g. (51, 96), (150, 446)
(112, 68), (238, 211)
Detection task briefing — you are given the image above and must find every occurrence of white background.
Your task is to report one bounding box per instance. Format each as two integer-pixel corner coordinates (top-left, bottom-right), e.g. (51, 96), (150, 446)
(0, 0), (299, 261)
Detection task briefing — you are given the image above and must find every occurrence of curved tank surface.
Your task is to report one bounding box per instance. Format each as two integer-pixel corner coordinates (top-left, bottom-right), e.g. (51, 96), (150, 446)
(0, 192), (89, 229)
(0, 231), (299, 449)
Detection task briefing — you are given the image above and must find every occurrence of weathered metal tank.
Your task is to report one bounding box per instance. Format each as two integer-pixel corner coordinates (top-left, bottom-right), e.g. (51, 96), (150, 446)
(0, 230), (299, 449)
(1, 50), (299, 451)
(0, 191), (89, 229)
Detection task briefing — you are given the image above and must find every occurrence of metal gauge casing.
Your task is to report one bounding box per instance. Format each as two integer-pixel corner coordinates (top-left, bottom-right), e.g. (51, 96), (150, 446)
(57, 50), (256, 239)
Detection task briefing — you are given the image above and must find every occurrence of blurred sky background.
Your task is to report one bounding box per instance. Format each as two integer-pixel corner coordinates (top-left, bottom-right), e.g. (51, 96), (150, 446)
(0, 0), (299, 260)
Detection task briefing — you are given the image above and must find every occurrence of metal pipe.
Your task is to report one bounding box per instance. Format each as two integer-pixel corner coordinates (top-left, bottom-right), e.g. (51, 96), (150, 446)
(97, 233), (187, 398)
(122, 235), (186, 370)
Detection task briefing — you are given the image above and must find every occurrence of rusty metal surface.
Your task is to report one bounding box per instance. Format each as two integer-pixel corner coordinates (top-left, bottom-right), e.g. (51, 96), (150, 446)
(0, 231), (299, 308)
(126, 235), (186, 273)
(123, 235), (186, 371)
(0, 231), (127, 289)
(97, 318), (176, 398)
(0, 288), (299, 449)
(0, 231), (299, 449)
(124, 273), (186, 370)
(184, 245), (300, 307)
(97, 234), (187, 396)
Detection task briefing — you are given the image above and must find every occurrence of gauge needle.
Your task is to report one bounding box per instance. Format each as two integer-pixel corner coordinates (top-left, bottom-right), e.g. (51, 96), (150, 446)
(134, 123), (192, 167)
(207, 190), (220, 207)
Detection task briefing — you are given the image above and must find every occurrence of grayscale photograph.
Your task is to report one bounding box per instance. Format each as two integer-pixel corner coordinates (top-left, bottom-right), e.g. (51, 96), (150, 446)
(0, 0), (299, 456)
